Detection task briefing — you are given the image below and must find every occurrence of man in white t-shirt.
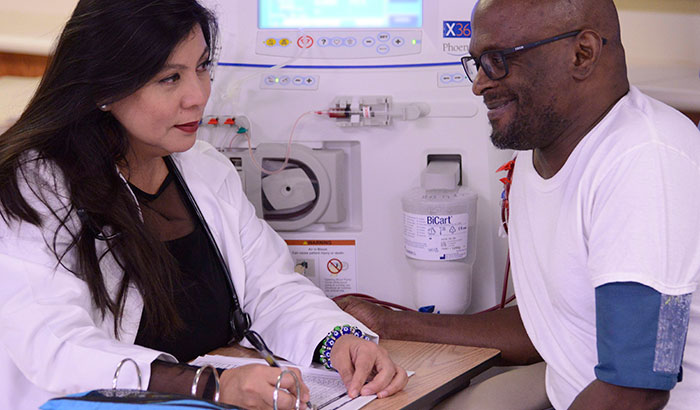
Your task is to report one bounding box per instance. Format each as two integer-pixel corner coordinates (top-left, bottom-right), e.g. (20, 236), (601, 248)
(337, 0), (700, 408)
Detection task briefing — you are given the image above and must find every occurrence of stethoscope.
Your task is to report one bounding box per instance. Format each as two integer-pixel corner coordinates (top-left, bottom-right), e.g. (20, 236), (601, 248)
(164, 156), (252, 344)
(78, 156), (253, 344)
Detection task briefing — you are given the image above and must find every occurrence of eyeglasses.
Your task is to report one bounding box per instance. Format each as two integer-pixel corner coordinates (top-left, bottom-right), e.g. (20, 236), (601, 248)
(462, 30), (607, 82)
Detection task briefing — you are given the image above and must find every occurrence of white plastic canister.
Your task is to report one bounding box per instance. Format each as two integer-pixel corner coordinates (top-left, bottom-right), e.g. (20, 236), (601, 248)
(402, 161), (477, 314)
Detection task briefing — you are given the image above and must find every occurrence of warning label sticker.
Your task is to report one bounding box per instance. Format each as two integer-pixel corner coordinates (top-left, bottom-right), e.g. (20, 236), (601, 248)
(285, 239), (357, 298)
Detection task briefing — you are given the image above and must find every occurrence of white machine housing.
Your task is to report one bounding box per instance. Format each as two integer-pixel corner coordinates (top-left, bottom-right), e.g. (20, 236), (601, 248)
(199, 0), (512, 312)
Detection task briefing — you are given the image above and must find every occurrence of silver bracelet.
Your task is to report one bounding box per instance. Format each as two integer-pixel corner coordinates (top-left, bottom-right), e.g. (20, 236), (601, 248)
(112, 358), (143, 391)
(191, 364), (220, 402)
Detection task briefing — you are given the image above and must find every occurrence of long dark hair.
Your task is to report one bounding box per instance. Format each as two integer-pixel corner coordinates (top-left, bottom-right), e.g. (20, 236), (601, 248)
(0, 0), (218, 338)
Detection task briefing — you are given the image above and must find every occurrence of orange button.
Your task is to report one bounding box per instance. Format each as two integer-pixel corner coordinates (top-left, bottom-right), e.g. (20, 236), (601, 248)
(279, 38), (290, 47)
(265, 38), (276, 47)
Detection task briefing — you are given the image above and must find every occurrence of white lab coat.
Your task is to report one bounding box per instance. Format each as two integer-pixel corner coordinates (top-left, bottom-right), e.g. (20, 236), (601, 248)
(0, 141), (374, 409)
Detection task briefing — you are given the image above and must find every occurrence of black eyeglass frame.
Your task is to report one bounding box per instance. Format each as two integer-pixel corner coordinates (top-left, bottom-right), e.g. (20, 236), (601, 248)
(461, 30), (608, 82)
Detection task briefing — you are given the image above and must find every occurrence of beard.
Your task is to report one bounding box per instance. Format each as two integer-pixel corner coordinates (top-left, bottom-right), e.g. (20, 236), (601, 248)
(488, 92), (570, 151)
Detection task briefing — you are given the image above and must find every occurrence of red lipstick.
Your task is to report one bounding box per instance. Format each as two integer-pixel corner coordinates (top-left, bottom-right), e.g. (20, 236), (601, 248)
(175, 121), (200, 133)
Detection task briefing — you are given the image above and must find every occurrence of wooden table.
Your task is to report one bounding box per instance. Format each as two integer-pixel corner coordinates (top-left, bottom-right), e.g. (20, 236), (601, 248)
(212, 339), (500, 410)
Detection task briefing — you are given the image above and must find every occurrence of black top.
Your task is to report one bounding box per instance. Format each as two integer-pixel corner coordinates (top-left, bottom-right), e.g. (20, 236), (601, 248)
(131, 172), (233, 362)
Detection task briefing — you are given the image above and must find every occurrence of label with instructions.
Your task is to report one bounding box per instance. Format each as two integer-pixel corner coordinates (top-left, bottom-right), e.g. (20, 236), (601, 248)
(403, 212), (469, 261)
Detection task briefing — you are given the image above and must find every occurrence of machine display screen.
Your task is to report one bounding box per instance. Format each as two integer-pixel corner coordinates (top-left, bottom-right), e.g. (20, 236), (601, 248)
(259, 0), (423, 29)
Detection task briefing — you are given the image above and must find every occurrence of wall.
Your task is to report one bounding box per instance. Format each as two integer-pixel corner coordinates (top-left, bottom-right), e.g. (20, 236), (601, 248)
(616, 0), (700, 67)
(2, 0), (78, 15)
(616, 0), (700, 14)
(615, 0), (700, 122)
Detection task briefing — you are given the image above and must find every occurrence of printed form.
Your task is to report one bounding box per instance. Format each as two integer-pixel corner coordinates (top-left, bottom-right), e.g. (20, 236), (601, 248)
(190, 355), (376, 410)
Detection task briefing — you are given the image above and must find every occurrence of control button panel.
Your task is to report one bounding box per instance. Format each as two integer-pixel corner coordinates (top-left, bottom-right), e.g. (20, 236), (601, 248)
(260, 73), (320, 90)
(437, 72), (469, 88)
(257, 30), (421, 59)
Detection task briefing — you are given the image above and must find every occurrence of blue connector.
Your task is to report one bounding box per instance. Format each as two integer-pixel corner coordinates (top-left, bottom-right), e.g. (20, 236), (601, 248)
(418, 305), (435, 313)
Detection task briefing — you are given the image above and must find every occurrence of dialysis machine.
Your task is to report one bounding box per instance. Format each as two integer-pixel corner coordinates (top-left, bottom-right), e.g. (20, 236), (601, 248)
(199, 0), (512, 313)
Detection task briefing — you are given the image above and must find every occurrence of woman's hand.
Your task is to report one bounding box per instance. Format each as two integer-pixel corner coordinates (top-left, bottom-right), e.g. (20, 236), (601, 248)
(330, 335), (408, 399)
(219, 364), (311, 410)
(334, 296), (392, 336)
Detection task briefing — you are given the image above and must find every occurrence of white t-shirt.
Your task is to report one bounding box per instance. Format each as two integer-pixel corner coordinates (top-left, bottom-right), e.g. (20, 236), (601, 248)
(509, 86), (700, 409)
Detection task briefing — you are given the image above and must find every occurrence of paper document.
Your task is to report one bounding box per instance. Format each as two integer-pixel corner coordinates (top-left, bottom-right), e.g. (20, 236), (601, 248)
(190, 355), (375, 410)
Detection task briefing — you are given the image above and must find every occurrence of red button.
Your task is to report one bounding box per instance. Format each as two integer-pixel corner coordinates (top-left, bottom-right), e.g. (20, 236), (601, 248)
(297, 35), (314, 48)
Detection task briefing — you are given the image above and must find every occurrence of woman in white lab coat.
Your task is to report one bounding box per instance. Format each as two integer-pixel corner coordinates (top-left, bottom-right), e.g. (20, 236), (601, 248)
(0, 1), (406, 409)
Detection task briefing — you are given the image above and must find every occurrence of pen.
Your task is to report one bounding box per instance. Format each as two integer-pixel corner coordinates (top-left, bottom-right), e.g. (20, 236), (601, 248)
(244, 330), (316, 410)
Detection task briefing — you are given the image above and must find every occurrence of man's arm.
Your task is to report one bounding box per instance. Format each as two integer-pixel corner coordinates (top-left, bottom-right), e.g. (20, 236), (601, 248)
(336, 297), (541, 366)
(569, 282), (690, 409)
(570, 379), (668, 410)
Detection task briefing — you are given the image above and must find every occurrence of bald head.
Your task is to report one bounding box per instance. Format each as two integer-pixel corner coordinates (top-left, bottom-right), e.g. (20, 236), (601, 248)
(472, 0), (626, 79)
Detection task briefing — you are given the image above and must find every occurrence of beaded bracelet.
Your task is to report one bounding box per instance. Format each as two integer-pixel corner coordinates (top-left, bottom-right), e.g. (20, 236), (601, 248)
(319, 324), (372, 370)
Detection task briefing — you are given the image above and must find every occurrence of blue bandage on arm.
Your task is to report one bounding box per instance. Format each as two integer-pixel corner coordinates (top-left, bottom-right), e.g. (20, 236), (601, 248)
(595, 282), (691, 390)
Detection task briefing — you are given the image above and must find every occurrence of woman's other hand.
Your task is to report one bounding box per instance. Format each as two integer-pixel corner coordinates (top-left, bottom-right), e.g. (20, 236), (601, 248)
(330, 335), (408, 399)
(219, 364), (311, 410)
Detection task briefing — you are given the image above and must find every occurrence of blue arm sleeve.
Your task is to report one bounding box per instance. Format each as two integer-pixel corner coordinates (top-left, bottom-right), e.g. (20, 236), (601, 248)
(595, 282), (691, 390)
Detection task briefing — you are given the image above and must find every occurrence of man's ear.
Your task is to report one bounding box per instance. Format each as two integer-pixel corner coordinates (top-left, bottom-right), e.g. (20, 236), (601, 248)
(571, 30), (605, 80)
